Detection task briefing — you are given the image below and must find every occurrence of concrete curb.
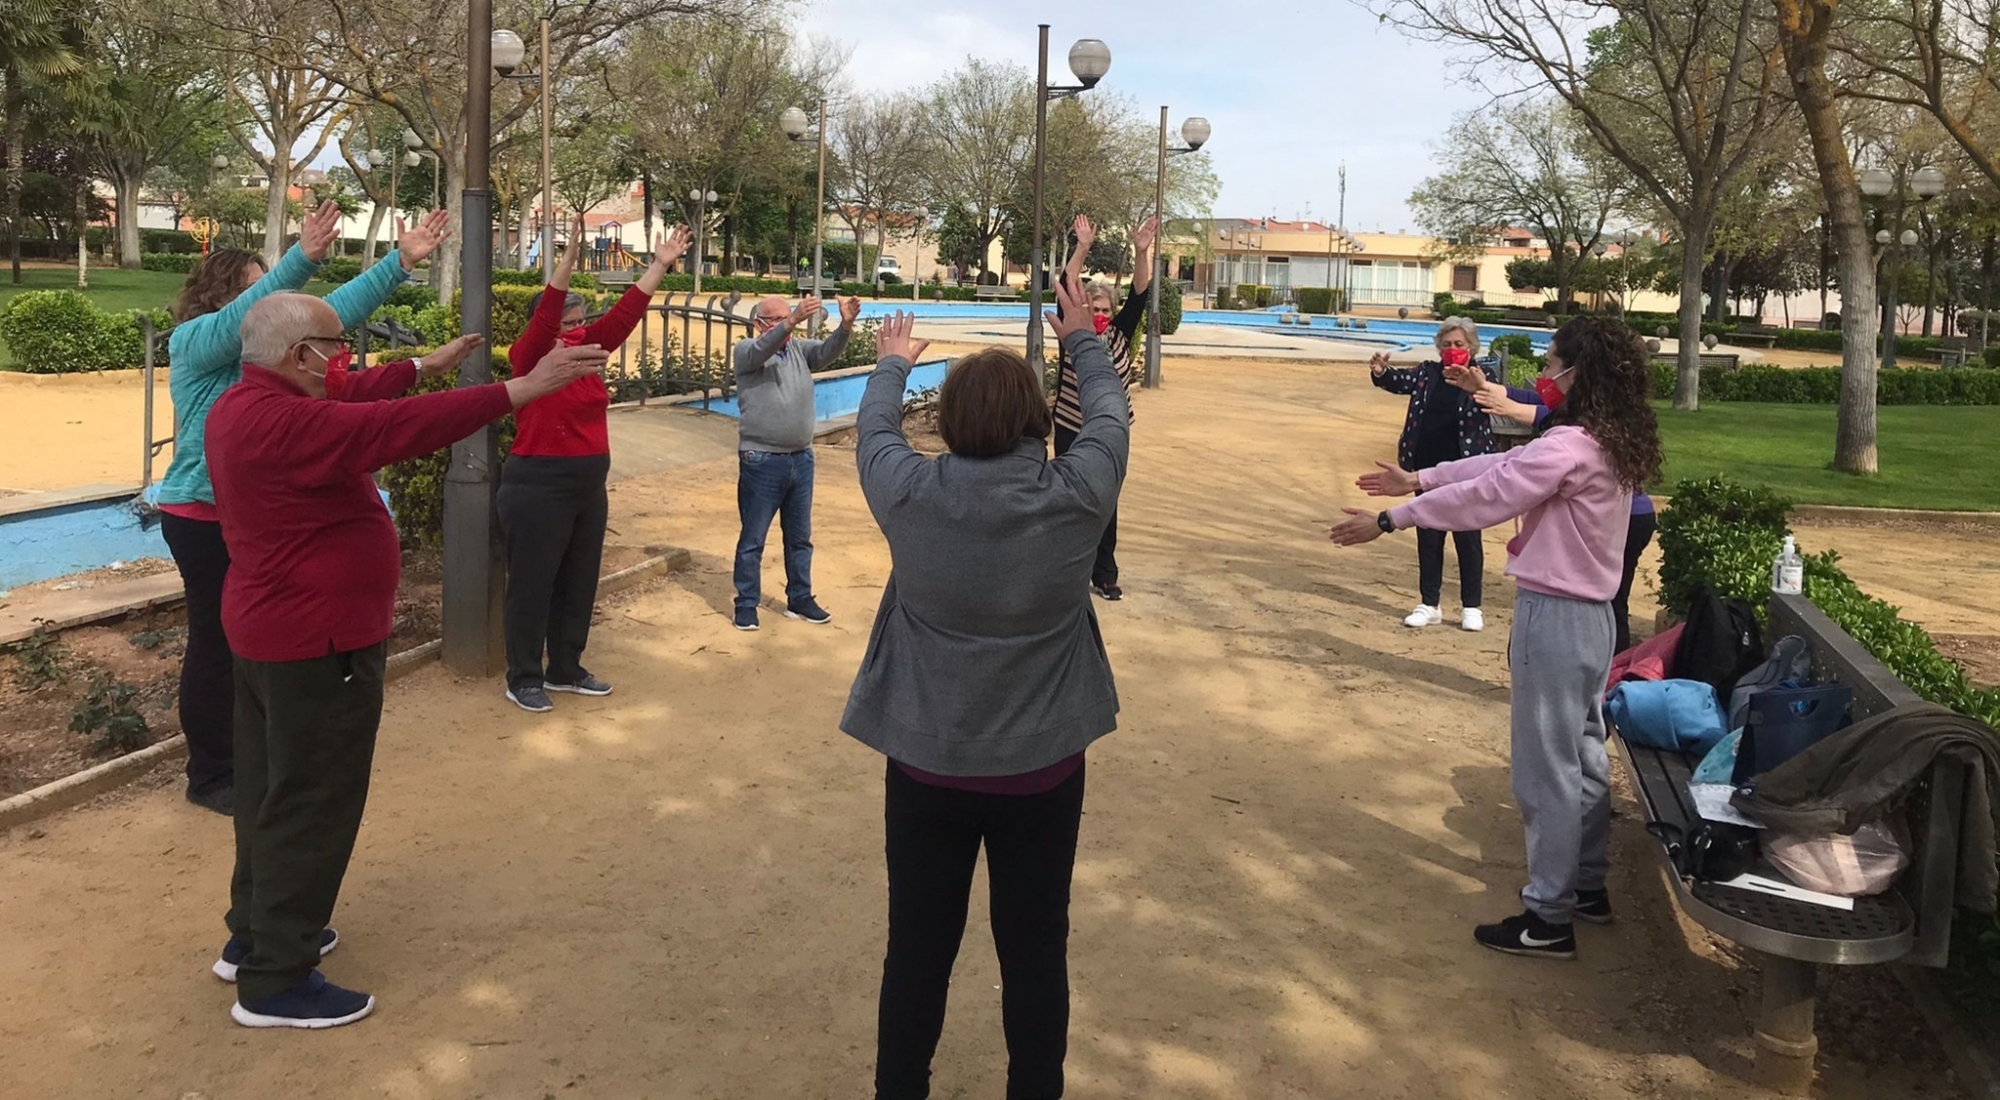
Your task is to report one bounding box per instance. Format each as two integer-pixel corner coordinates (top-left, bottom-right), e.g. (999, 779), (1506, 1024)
(0, 549), (692, 833)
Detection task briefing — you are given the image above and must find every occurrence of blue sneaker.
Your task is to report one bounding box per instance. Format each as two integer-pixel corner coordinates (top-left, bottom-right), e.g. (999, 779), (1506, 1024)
(213, 927), (338, 983)
(231, 970), (375, 1029)
(545, 673), (612, 697)
(784, 598), (832, 625)
(733, 607), (760, 632)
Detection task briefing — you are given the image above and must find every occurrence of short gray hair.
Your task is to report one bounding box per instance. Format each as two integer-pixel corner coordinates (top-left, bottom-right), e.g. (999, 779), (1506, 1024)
(240, 294), (328, 367)
(1434, 316), (1481, 354)
(1085, 280), (1117, 306)
(529, 289), (590, 318)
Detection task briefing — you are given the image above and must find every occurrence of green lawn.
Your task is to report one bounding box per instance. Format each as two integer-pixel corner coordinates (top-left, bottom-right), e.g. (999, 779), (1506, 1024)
(1655, 401), (2000, 511)
(0, 265), (335, 368)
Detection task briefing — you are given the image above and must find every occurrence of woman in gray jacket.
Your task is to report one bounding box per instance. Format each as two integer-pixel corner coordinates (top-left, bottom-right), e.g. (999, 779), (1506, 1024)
(844, 274), (1128, 1100)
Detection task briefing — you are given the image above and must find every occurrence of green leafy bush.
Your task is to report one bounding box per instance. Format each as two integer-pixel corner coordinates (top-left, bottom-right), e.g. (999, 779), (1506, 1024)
(142, 229), (200, 254)
(69, 672), (150, 754)
(1645, 363), (2000, 405)
(384, 283), (439, 310)
(1296, 287), (1337, 314)
(490, 269), (601, 291)
(1988, 346), (2000, 368)
(141, 252), (198, 274)
(1157, 278), (1184, 335)
(443, 286), (547, 347)
(377, 350), (517, 549)
(1214, 286), (1236, 310)
(314, 258), (363, 284)
(0, 291), (167, 373)
(1433, 292), (1459, 317)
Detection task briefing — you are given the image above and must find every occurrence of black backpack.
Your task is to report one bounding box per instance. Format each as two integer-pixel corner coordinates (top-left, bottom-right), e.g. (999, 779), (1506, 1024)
(1673, 585), (1764, 702)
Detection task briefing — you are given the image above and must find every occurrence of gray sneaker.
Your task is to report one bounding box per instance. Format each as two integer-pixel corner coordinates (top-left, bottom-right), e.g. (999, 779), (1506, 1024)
(506, 684), (554, 713)
(545, 674), (612, 697)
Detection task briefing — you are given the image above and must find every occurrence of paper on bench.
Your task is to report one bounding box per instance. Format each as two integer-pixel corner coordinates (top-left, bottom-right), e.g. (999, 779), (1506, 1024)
(1688, 782), (1765, 829)
(1716, 872), (1856, 911)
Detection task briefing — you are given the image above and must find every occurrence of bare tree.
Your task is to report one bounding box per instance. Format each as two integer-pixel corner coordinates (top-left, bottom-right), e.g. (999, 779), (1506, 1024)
(1364, 0), (1785, 410)
(920, 57), (1033, 281)
(1409, 100), (1619, 307)
(830, 91), (927, 277)
(1838, 0), (2000, 190)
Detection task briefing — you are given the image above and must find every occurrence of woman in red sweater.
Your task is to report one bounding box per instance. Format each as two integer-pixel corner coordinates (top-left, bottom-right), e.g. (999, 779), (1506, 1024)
(499, 220), (692, 713)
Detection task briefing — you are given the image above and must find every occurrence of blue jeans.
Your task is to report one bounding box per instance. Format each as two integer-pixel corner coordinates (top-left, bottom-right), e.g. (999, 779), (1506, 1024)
(734, 448), (815, 612)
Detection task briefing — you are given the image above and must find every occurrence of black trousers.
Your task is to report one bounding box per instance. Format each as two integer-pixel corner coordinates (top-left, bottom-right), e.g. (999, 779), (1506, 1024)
(1614, 511), (1659, 655)
(1416, 527), (1484, 609)
(1051, 426), (1118, 587)
(160, 512), (234, 793)
(498, 454), (611, 690)
(876, 760), (1087, 1100)
(227, 642), (386, 1001)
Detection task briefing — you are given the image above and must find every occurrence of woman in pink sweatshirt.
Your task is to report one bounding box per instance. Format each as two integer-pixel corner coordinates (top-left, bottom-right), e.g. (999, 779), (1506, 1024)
(1331, 316), (1663, 960)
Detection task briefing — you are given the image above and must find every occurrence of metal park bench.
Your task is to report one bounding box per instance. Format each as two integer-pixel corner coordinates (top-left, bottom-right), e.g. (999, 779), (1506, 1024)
(1719, 325), (1781, 348)
(973, 284), (1017, 301)
(1499, 309), (1554, 328)
(1652, 351), (1742, 372)
(1610, 591), (1972, 1095)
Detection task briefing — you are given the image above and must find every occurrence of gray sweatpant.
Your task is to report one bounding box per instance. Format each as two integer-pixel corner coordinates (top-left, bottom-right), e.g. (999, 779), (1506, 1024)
(1510, 589), (1617, 924)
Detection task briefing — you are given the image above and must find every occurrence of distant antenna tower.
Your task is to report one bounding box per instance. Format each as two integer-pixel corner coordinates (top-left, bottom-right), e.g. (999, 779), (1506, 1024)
(1338, 164), (1347, 231)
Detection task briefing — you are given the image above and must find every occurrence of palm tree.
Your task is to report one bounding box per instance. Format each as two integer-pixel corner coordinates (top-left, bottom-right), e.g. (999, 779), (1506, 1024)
(1, 0), (88, 283)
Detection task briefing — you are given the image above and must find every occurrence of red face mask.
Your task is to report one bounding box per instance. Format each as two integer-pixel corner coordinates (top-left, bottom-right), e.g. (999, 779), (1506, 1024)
(1092, 314), (1112, 336)
(1439, 345), (1471, 367)
(558, 327), (588, 348)
(1534, 370), (1572, 410)
(319, 347), (355, 399)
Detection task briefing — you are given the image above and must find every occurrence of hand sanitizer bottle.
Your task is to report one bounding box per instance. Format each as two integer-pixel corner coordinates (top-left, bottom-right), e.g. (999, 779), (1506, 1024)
(1772, 535), (1804, 596)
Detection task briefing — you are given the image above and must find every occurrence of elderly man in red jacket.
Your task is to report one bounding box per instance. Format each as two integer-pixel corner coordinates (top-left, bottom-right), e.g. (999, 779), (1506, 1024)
(204, 292), (606, 1029)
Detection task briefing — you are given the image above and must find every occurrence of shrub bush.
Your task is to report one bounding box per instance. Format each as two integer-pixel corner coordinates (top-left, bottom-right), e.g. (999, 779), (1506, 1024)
(315, 258), (363, 285)
(658, 274), (793, 295)
(142, 252), (198, 274)
(140, 229), (200, 254)
(384, 282), (439, 310)
(0, 291), (167, 373)
(1157, 278), (1184, 335)
(490, 269), (602, 290)
(444, 286), (545, 346)
(1644, 363), (2000, 405)
(1214, 286), (1236, 310)
(377, 349), (516, 549)
(1988, 346), (2000, 368)
(1488, 334), (1536, 362)
(1433, 291), (1459, 317)
(1296, 287), (1337, 314)
(1251, 285), (1274, 309)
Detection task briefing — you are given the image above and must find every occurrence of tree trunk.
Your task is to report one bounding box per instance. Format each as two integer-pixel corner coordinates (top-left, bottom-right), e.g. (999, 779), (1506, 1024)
(1673, 215), (1714, 410)
(113, 164), (146, 269)
(261, 143), (294, 265)
(1922, 246), (1938, 335)
(362, 203), (387, 265)
(6, 67), (27, 285)
(1982, 230), (1996, 349)
(1778, 0), (1880, 473)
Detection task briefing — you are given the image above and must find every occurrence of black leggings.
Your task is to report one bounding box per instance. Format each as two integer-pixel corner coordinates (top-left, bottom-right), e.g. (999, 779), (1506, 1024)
(498, 454), (611, 690)
(1614, 511), (1658, 654)
(1051, 426), (1118, 587)
(160, 512), (234, 793)
(1416, 527), (1484, 609)
(876, 760), (1087, 1100)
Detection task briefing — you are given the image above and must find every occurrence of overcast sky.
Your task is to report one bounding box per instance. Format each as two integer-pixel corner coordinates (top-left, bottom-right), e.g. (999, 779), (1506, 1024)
(799, 0), (1493, 232)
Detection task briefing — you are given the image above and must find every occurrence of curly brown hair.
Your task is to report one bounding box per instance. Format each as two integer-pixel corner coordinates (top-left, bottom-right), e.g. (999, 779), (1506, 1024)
(171, 248), (267, 323)
(1541, 316), (1663, 492)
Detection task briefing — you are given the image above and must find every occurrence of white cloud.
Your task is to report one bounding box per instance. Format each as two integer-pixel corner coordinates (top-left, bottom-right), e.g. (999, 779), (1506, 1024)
(797, 0), (1491, 231)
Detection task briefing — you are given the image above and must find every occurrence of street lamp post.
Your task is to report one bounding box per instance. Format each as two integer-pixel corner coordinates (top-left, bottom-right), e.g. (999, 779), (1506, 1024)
(1859, 165), (1946, 370)
(1028, 27), (1110, 367)
(1144, 112), (1208, 389)
(780, 100), (828, 302)
(491, 23), (554, 280)
(442, 5), (510, 675)
(913, 205), (928, 288)
(689, 188), (718, 293)
(1324, 226), (1360, 314)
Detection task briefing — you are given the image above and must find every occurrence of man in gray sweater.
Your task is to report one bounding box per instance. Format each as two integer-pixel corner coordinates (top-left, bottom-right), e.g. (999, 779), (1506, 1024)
(729, 293), (858, 631)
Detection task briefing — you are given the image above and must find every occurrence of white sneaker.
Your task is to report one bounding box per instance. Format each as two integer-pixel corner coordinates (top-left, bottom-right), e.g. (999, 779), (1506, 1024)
(1403, 605), (1444, 628)
(1461, 608), (1485, 632)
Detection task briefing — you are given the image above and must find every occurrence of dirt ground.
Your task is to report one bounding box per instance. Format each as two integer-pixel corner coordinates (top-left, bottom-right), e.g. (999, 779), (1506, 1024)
(0, 357), (1969, 1099)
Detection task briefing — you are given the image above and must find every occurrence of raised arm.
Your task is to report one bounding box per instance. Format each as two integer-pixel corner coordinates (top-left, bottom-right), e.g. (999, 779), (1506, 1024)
(581, 286), (653, 354)
(804, 295), (859, 370)
(342, 334), (486, 402)
(1128, 215), (1157, 301)
(327, 208), (454, 330)
(1063, 215), (1096, 294)
(1047, 275), (1129, 510)
(853, 313), (933, 511)
(1369, 353), (1420, 395)
(734, 296), (817, 377)
(632, 225), (692, 296)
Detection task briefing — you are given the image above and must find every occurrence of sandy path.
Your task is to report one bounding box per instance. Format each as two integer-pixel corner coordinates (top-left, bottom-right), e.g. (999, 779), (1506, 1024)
(0, 357), (1957, 1099)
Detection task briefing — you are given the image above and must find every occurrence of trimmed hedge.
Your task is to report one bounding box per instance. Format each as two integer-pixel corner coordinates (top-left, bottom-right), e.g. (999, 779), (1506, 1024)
(1658, 474), (2000, 729)
(490, 269), (600, 291)
(1646, 363), (2000, 405)
(1157, 278), (1183, 336)
(443, 286), (550, 347)
(0, 291), (169, 373)
(315, 259), (363, 285)
(1295, 287), (1344, 314)
(142, 253), (198, 274)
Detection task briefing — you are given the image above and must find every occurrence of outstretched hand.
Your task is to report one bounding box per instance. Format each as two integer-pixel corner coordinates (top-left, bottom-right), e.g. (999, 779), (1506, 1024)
(1072, 214), (1096, 251)
(1329, 508), (1386, 546)
(1356, 461), (1419, 497)
(300, 201), (343, 263)
(1443, 362), (1486, 394)
(418, 333), (484, 377)
(398, 209), (454, 270)
(876, 311), (930, 363)
(1044, 270), (1094, 341)
(1476, 387), (1537, 426)
(788, 294), (824, 328)
(838, 295), (862, 328)
(1132, 216), (1159, 254)
(510, 344), (608, 406)
(651, 224), (693, 271)
(1368, 351), (1392, 378)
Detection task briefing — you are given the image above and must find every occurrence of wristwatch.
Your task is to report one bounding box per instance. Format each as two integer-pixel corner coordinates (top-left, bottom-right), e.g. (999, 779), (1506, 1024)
(1376, 510), (1396, 534)
(412, 355), (425, 374)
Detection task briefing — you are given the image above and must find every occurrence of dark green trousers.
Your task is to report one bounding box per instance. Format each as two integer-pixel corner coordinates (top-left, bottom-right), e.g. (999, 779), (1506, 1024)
(226, 642), (386, 1001)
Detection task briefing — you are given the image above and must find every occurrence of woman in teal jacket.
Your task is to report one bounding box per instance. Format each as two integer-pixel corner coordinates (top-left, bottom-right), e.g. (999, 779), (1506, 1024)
(158, 201), (452, 815)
